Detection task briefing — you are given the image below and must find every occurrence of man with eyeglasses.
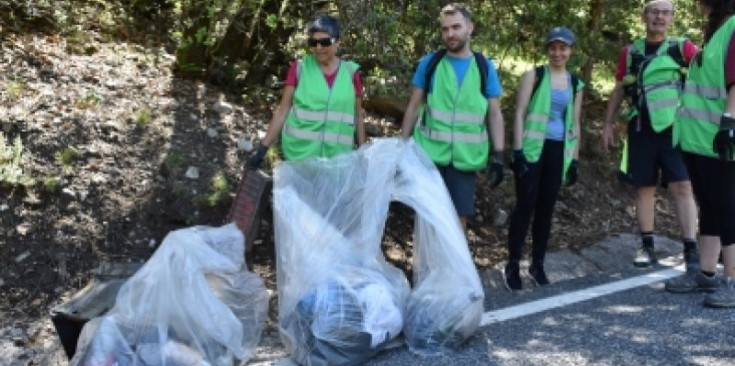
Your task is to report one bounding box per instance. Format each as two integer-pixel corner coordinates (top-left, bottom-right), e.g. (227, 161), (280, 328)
(400, 3), (505, 232)
(247, 14), (365, 168)
(602, 0), (699, 269)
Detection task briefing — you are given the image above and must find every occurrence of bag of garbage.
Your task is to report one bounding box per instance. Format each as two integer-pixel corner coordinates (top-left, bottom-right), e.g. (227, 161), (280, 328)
(69, 223), (269, 366)
(274, 138), (484, 361)
(392, 141), (485, 355)
(273, 140), (410, 365)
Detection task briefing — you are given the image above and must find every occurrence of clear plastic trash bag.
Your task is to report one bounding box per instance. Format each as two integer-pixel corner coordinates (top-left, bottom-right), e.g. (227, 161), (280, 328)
(274, 139), (410, 365)
(273, 138), (484, 362)
(69, 223), (269, 366)
(392, 142), (484, 355)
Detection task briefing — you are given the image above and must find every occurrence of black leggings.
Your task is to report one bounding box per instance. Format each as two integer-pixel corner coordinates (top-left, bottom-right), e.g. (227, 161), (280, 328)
(683, 152), (735, 245)
(508, 140), (564, 264)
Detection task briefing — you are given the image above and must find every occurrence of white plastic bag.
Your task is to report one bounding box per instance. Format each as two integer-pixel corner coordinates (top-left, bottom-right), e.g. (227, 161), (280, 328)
(274, 140), (410, 365)
(392, 142), (484, 355)
(69, 223), (269, 366)
(274, 138), (484, 362)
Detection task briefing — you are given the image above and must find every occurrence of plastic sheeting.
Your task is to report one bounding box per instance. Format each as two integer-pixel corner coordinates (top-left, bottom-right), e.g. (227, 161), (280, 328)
(274, 138), (484, 364)
(69, 223), (269, 366)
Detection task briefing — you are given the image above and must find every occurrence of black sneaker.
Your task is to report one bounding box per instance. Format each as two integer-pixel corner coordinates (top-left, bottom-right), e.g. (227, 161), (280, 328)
(503, 262), (522, 291)
(527, 264), (550, 286)
(633, 244), (657, 267)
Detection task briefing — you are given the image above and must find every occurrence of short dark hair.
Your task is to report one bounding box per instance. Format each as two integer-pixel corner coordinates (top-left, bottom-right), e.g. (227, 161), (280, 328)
(307, 14), (341, 39)
(440, 3), (472, 22)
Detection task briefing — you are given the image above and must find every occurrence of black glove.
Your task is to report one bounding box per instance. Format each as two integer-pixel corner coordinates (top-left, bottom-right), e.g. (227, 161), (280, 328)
(713, 114), (735, 161)
(487, 151), (505, 188)
(566, 159), (579, 186)
(246, 145), (268, 170)
(511, 149), (529, 178)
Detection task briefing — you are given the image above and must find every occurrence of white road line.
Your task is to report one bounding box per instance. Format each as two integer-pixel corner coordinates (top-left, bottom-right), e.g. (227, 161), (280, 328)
(481, 266), (685, 326)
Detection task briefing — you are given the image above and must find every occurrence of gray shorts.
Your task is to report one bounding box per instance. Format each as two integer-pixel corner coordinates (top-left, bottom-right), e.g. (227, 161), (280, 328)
(436, 164), (476, 216)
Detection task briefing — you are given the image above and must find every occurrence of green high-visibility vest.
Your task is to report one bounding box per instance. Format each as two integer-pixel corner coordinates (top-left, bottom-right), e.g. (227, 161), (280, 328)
(413, 56), (490, 171)
(282, 55), (358, 161)
(675, 17), (735, 159)
(522, 65), (583, 181)
(625, 37), (686, 132)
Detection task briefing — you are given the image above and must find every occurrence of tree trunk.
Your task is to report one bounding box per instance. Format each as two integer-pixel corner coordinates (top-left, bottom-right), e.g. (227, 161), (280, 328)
(582, 0), (604, 86)
(241, 0), (308, 86)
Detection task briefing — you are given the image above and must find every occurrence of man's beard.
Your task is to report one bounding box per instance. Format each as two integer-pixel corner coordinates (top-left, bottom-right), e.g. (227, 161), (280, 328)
(445, 35), (468, 53)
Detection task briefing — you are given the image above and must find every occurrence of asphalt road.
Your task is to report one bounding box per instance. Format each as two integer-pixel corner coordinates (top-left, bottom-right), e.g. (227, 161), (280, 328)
(355, 270), (735, 366)
(6, 240), (734, 366)
(251, 267), (735, 366)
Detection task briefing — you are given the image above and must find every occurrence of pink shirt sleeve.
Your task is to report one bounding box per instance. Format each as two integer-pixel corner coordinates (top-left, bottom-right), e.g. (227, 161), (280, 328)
(614, 46), (629, 82)
(682, 40), (699, 64)
(284, 59), (362, 98)
(284, 60), (299, 87)
(352, 72), (363, 98)
(726, 34), (735, 88)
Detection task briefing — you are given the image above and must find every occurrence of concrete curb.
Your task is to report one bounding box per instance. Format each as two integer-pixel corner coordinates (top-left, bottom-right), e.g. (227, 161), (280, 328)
(481, 233), (686, 291)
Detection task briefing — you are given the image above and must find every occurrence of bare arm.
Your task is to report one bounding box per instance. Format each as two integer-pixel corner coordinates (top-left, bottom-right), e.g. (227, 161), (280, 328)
(601, 81), (625, 153)
(400, 87), (426, 139)
(260, 86), (295, 147)
(727, 84), (735, 115)
(573, 89), (584, 159)
(488, 97), (505, 153)
(355, 99), (366, 146)
(513, 69), (535, 150)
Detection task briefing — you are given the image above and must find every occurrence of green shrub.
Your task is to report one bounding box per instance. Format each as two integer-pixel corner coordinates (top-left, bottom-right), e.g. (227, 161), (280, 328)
(74, 92), (101, 109)
(55, 147), (80, 174)
(136, 106), (153, 125)
(0, 133), (35, 188)
(43, 176), (61, 193)
(203, 172), (229, 207)
(5, 80), (25, 100)
(162, 153), (186, 175)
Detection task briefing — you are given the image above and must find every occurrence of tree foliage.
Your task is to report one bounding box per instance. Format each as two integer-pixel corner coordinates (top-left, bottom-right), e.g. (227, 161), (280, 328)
(1, 0), (706, 97)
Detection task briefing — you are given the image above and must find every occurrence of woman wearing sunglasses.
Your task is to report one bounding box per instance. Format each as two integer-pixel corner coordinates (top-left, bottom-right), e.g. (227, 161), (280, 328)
(247, 14), (365, 168)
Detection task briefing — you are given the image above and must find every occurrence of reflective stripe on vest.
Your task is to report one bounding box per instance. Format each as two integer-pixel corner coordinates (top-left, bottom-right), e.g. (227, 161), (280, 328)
(682, 83), (728, 100)
(675, 17), (735, 158)
(290, 106), (355, 125)
(418, 125), (489, 143)
(413, 54), (490, 171)
(283, 124), (354, 145)
(282, 55), (358, 161)
(425, 106), (485, 125)
(522, 65), (583, 182)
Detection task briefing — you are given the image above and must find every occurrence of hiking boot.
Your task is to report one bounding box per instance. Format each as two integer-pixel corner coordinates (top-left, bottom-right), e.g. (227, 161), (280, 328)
(664, 270), (720, 293)
(527, 264), (550, 286)
(503, 262), (522, 291)
(703, 277), (735, 308)
(683, 247), (699, 271)
(633, 244), (657, 267)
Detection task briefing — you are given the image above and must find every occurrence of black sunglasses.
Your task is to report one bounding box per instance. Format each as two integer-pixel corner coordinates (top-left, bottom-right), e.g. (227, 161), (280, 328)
(308, 37), (335, 47)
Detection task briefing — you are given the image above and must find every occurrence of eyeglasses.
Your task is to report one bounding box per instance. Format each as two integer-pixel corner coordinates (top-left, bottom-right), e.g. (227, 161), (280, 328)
(646, 9), (673, 17)
(308, 37), (335, 47)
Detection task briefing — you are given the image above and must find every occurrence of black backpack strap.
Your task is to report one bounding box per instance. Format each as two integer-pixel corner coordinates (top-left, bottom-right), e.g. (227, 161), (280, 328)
(628, 45), (646, 78)
(531, 65), (545, 97)
(424, 49), (447, 98)
(667, 37), (686, 67)
(571, 73), (580, 95)
(473, 51), (489, 98)
(424, 49), (490, 99)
